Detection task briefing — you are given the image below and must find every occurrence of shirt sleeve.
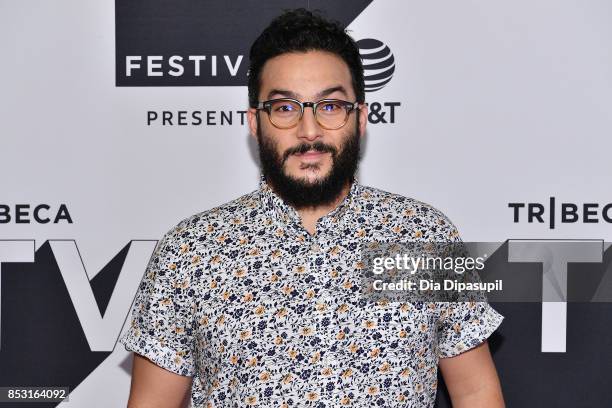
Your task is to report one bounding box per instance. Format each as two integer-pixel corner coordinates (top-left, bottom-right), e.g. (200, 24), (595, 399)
(426, 206), (504, 358)
(436, 301), (503, 358)
(119, 220), (197, 376)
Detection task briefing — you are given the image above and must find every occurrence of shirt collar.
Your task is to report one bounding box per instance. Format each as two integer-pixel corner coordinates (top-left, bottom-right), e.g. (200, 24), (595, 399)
(258, 173), (361, 236)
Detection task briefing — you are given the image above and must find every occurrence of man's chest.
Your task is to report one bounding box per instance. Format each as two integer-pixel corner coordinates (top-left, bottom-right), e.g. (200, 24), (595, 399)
(193, 237), (440, 364)
(186, 227), (443, 406)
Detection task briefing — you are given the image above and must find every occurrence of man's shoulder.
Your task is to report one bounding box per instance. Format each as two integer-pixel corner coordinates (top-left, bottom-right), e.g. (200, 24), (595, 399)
(358, 184), (461, 241)
(160, 189), (261, 245)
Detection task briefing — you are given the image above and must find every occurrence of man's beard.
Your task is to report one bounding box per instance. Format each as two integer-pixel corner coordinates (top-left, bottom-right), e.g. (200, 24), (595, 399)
(257, 115), (361, 209)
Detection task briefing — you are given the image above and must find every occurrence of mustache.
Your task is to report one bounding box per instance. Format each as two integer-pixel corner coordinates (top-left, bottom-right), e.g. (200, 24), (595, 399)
(282, 141), (337, 163)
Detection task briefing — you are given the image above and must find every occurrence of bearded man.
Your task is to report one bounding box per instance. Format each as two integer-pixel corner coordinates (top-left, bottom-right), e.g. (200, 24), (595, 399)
(121, 8), (505, 408)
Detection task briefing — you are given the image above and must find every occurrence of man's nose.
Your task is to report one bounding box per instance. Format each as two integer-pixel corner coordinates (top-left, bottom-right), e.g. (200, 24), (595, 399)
(297, 106), (322, 142)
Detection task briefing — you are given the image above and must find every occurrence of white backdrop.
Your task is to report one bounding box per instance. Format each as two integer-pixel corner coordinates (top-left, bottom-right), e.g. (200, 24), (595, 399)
(1, 0), (611, 406)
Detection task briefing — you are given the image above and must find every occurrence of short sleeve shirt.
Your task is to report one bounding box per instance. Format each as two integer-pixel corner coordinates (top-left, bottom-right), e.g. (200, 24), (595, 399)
(120, 174), (503, 407)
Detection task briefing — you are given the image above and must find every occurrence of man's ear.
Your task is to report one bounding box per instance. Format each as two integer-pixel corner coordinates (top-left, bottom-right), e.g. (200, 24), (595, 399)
(247, 108), (259, 141)
(358, 103), (368, 138)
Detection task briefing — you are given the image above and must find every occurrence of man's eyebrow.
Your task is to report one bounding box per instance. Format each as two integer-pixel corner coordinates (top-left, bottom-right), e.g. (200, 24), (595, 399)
(266, 85), (349, 101)
(315, 85), (348, 100)
(267, 89), (300, 100)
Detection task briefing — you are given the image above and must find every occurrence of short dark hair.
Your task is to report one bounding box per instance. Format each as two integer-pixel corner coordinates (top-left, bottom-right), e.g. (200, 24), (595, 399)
(247, 8), (365, 108)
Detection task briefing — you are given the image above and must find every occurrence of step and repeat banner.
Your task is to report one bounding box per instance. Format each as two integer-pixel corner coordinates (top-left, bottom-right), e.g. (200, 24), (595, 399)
(1, 0), (611, 406)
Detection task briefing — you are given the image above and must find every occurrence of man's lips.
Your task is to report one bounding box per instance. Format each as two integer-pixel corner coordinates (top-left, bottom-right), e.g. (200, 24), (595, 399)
(293, 150), (329, 159)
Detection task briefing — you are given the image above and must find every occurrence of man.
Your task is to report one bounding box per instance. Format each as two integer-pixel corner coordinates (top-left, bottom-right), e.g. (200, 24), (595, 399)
(120, 8), (505, 408)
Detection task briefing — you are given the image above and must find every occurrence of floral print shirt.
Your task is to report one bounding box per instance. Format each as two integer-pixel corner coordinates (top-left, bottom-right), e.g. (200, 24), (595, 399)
(120, 174), (503, 407)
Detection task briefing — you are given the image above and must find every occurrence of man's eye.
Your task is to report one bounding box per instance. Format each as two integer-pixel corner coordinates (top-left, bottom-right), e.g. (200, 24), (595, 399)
(320, 103), (341, 112)
(275, 104), (296, 112)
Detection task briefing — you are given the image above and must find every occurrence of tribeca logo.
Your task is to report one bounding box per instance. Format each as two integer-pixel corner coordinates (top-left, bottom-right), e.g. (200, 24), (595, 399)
(508, 197), (612, 229)
(0, 240), (151, 352)
(0, 239), (157, 398)
(0, 203), (72, 224)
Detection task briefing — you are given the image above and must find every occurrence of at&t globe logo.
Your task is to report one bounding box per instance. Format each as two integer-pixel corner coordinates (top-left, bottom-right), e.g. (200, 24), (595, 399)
(357, 38), (395, 92)
(356, 38), (399, 124)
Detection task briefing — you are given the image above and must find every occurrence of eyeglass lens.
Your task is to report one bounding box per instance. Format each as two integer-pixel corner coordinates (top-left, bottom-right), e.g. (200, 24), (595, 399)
(268, 100), (349, 129)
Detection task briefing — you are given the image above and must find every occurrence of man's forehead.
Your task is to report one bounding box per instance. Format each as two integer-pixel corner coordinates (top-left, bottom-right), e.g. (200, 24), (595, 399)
(259, 50), (354, 99)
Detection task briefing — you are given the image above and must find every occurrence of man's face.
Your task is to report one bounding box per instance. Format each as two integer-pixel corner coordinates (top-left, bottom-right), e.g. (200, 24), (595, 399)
(247, 50), (368, 208)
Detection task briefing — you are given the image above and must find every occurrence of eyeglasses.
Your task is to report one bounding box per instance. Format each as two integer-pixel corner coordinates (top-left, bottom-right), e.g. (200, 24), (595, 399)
(256, 98), (359, 130)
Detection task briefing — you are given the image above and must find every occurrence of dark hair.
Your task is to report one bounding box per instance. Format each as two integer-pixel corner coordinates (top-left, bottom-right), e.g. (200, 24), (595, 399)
(248, 8), (364, 108)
